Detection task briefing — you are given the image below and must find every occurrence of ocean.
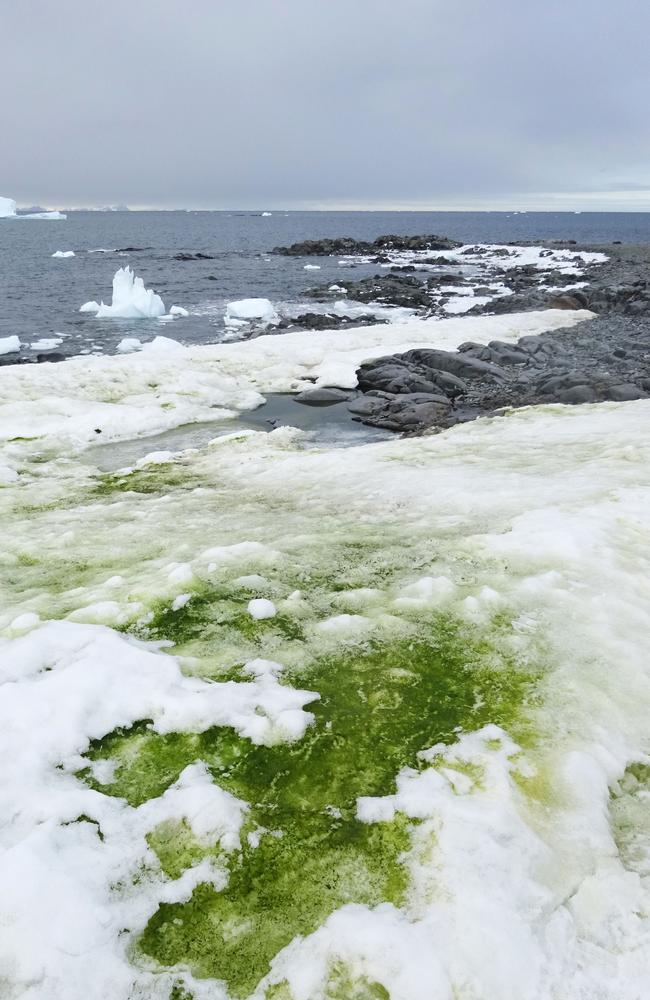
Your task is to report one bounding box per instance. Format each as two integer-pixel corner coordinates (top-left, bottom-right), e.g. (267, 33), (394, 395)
(2, 209), (650, 356)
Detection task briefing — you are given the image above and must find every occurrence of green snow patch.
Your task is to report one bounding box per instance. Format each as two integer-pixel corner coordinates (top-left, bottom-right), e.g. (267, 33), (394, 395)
(82, 618), (537, 997)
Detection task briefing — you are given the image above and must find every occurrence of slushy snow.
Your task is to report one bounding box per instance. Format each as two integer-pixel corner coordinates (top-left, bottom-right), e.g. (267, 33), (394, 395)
(80, 267), (166, 319)
(2, 281), (650, 999)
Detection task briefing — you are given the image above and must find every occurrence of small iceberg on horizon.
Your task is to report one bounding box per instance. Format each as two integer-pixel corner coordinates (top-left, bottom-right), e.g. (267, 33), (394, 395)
(0, 195), (66, 220)
(80, 267), (166, 319)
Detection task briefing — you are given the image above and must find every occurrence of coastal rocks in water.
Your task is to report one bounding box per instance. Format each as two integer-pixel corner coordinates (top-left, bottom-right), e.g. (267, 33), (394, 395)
(173, 252), (215, 261)
(348, 391), (452, 430)
(307, 274), (432, 310)
(294, 387), (351, 406)
(273, 234), (462, 256)
(349, 311), (650, 433)
(273, 313), (387, 332)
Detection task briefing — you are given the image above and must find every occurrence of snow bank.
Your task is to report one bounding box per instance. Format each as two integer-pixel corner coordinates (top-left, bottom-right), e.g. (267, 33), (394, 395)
(210, 307), (593, 391)
(80, 267), (166, 319)
(1, 388), (650, 997)
(0, 336), (21, 356)
(0, 621), (317, 998)
(0, 310), (590, 453)
(224, 297), (279, 327)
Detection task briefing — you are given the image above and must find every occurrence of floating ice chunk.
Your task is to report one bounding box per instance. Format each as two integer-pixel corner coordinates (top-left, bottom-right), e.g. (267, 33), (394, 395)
(52, 250), (75, 258)
(261, 211), (272, 216)
(141, 335), (184, 353)
(225, 298), (279, 327)
(0, 196), (17, 217)
(79, 301), (100, 313)
(83, 267), (165, 319)
(0, 336), (20, 356)
(169, 305), (189, 317)
(116, 337), (142, 353)
(303, 264), (321, 270)
(30, 338), (63, 351)
(248, 598), (277, 620)
(22, 210), (67, 220)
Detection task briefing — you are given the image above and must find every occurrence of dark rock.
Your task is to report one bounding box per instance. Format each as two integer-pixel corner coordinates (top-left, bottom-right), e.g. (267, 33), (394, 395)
(548, 293), (588, 310)
(306, 274), (432, 310)
(273, 234), (462, 256)
(173, 252), (215, 261)
(294, 388), (351, 406)
(274, 312), (386, 332)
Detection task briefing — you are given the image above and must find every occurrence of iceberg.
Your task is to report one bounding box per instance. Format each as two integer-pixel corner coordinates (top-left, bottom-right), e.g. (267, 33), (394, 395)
(0, 195), (66, 220)
(52, 250), (75, 258)
(80, 267), (166, 319)
(224, 297), (279, 327)
(0, 336), (21, 356)
(0, 196), (17, 218)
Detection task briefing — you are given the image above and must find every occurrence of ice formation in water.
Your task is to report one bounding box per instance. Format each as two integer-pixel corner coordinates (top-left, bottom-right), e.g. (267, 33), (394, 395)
(0, 195), (66, 220)
(224, 297), (279, 327)
(52, 250), (75, 258)
(80, 267), (166, 319)
(0, 196), (17, 217)
(0, 336), (21, 356)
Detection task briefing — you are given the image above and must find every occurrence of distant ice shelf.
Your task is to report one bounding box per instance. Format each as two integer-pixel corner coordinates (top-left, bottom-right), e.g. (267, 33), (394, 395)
(0, 195), (66, 220)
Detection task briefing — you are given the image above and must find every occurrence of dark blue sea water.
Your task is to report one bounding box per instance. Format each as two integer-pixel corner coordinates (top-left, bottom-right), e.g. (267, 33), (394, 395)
(1, 210), (649, 358)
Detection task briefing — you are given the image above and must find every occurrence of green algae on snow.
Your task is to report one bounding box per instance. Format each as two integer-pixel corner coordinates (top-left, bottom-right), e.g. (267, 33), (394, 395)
(81, 621), (537, 997)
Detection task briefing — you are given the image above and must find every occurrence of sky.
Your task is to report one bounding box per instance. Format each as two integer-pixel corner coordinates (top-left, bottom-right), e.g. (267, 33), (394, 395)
(2, 0), (650, 211)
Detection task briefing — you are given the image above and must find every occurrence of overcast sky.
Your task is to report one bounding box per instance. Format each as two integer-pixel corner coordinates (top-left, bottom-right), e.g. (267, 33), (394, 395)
(2, 0), (649, 210)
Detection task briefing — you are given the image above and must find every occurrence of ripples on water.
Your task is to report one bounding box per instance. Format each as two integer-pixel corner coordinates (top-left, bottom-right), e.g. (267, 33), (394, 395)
(2, 209), (649, 356)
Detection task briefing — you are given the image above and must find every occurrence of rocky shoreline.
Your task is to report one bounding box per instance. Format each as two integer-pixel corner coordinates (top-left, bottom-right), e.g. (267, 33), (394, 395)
(280, 238), (650, 434)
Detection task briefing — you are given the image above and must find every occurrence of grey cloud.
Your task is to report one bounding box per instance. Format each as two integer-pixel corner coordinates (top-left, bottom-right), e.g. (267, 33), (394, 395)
(1, 0), (649, 208)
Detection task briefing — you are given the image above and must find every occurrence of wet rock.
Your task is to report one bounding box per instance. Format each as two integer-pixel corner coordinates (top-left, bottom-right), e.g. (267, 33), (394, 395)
(272, 234), (462, 256)
(348, 391), (452, 431)
(294, 388), (351, 406)
(306, 274), (432, 310)
(173, 252), (215, 261)
(548, 293), (588, 310)
(273, 312), (386, 332)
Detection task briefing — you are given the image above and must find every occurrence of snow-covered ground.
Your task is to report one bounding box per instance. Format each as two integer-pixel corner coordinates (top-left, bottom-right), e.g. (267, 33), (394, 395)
(0, 309), (589, 450)
(1, 302), (650, 999)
